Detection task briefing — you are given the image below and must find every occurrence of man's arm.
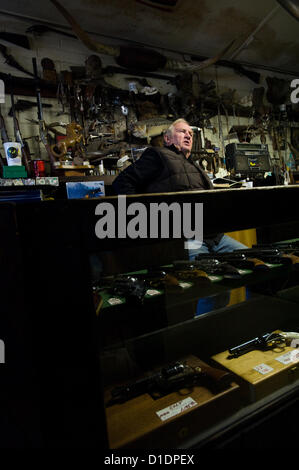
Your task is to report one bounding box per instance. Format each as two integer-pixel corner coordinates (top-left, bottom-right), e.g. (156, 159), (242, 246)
(112, 147), (163, 194)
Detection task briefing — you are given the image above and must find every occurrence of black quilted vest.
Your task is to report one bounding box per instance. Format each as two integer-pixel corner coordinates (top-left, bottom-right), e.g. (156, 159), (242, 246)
(145, 145), (213, 193)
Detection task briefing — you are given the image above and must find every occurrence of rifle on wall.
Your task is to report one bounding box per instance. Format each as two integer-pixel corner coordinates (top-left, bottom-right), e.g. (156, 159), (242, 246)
(32, 58), (56, 173)
(9, 78), (32, 176)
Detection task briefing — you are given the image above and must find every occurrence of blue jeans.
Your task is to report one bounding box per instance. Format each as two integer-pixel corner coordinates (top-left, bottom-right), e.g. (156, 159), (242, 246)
(189, 235), (249, 316)
(188, 235), (248, 261)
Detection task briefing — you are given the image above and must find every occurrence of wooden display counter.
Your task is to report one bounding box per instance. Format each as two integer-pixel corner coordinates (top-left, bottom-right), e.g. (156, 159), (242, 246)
(212, 344), (299, 402)
(105, 356), (240, 449)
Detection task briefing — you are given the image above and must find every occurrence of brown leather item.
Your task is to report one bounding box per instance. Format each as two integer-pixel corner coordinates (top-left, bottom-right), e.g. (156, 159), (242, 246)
(50, 122), (83, 160)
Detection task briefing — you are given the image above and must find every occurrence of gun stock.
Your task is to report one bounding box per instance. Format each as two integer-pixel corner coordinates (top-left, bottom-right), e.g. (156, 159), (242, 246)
(195, 358), (231, 385)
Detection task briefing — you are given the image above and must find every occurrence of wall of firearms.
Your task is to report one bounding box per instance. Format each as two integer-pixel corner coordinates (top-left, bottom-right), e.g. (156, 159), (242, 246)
(0, 12), (298, 183)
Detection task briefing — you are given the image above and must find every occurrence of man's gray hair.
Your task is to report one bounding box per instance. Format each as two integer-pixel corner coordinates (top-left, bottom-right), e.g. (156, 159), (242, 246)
(164, 118), (190, 138)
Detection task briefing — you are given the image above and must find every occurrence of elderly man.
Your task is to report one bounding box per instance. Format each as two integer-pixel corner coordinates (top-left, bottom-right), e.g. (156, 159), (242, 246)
(112, 118), (247, 258)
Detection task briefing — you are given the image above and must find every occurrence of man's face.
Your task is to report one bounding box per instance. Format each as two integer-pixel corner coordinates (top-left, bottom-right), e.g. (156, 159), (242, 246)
(164, 122), (193, 157)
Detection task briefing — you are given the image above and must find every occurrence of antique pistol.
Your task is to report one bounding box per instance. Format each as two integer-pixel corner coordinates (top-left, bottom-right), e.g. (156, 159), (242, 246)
(134, 266), (209, 292)
(251, 244), (299, 267)
(110, 275), (147, 303)
(227, 331), (285, 359)
(180, 258), (242, 279)
(233, 248), (299, 267)
(196, 252), (270, 272)
(135, 269), (181, 289)
(107, 359), (232, 406)
(109, 269), (187, 303)
(253, 242), (299, 252)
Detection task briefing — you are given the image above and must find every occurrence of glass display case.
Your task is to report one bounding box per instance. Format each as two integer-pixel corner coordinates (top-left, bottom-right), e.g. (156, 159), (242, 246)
(1, 185), (299, 448)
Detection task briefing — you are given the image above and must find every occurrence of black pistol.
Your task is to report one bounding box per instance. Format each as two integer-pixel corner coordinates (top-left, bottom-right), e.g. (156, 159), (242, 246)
(107, 360), (232, 406)
(227, 332), (285, 359)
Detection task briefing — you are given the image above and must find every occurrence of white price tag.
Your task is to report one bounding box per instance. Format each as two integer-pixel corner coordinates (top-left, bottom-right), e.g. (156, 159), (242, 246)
(238, 269), (249, 275)
(253, 363), (274, 375)
(146, 289), (160, 296)
(107, 297), (123, 305)
(179, 282), (192, 289)
(290, 349), (299, 363)
(156, 397), (197, 422)
(275, 352), (293, 365)
(208, 275), (221, 281)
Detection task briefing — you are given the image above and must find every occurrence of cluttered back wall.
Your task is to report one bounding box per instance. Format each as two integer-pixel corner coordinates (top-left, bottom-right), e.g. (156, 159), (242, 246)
(0, 11), (297, 174)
